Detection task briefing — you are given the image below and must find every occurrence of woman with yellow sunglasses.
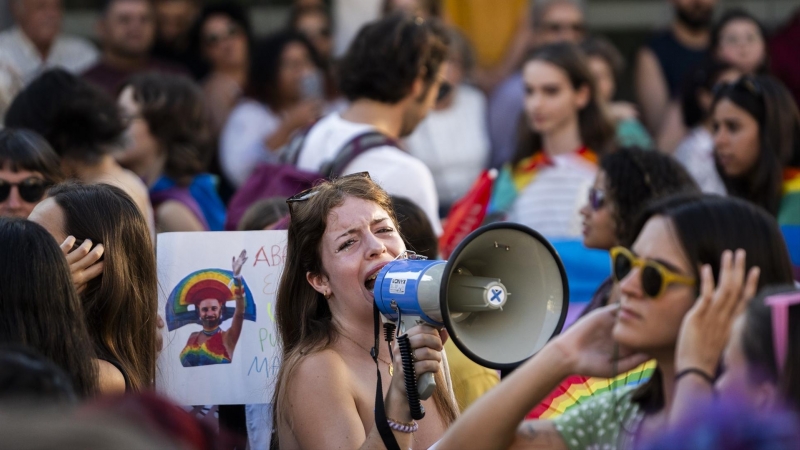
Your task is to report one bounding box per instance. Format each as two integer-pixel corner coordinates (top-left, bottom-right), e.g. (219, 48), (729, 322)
(436, 194), (794, 450)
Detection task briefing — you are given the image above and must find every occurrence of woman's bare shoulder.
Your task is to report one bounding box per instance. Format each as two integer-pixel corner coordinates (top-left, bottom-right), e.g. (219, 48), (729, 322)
(290, 348), (351, 388)
(96, 359), (126, 395)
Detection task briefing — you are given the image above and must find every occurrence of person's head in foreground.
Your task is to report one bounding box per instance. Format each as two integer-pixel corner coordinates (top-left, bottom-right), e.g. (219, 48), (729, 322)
(28, 182), (157, 392)
(0, 217), (98, 397)
(614, 194), (794, 413)
(272, 173), (457, 448)
(0, 128), (63, 218)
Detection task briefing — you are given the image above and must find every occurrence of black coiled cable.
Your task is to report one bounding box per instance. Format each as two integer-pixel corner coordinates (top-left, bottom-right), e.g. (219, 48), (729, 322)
(397, 333), (425, 420)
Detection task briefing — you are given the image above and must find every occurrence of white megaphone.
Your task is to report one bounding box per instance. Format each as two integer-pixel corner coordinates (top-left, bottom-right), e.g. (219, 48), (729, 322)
(373, 222), (568, 419)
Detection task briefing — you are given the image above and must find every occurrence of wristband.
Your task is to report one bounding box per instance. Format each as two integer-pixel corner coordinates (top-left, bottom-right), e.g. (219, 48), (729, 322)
(387, 418), (418, 434)
(675, 367), (715, 384)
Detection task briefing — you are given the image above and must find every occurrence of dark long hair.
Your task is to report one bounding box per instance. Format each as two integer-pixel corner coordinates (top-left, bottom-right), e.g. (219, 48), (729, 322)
(711, 75), (800, 216)
(741, 285), (800, 412)
(628, 194), (795, 413)
(680, 58), (736, 129)
(4, 69), (125, 163)
(0, 128), (64, 183)
(244, 31), (323, 111)
(49, 183), (158, 392)
(124, 73), (212, 186)
(512, 42), (615, 167)
(601, 147), (699, 246)
(0, 218), (98, 397)
(272, 176), (457, 433)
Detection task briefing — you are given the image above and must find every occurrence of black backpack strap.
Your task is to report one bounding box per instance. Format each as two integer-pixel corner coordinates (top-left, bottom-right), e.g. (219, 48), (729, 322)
(278, 121), (319, 165)
(321, 131), (400, 178)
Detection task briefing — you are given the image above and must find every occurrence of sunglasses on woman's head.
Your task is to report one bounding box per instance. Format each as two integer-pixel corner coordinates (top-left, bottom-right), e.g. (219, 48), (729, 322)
(588, 187), (605, 210)
(286, 172), (371, 213)
(712, 75), (762, 98)
(610, 246), (695, 299)
(0, 178), (52, 203)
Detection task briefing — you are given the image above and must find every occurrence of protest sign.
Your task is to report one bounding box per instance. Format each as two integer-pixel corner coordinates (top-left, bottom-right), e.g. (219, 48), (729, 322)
(156, 231), (286, 406)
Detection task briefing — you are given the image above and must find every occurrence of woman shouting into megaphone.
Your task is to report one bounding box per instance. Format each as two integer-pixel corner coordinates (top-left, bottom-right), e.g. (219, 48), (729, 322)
(271, 172), (459, 450)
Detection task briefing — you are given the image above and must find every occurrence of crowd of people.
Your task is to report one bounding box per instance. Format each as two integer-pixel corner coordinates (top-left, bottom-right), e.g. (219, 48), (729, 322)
(1, 0), (799, 449)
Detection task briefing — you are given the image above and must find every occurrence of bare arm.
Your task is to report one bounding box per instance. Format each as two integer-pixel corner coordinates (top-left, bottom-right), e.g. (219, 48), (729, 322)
(283, 324), (444, 450)
(655, 100), (687, 154)
(436, 305), (650, 450)
(508, 421), (568, 450)
(634, 48), (670, 134)
(224, 250), (248, 355)
(156, 201), (206, 233)
(435, 343), (569, 450)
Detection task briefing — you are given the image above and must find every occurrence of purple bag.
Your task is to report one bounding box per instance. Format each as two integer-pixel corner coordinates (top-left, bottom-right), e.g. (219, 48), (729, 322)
(225, 130), (398, 230)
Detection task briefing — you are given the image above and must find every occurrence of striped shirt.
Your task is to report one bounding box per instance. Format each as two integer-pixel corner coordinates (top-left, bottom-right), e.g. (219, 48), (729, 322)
(507, 152), (596, 238)
(0, 27), (98, 84)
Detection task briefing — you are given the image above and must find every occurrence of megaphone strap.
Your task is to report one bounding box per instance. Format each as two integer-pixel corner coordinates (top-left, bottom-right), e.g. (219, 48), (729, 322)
(372, 302), (402, 450)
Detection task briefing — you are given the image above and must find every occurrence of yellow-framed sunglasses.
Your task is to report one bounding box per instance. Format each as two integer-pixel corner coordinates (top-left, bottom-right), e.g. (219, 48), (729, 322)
(610, 246), (696, 298)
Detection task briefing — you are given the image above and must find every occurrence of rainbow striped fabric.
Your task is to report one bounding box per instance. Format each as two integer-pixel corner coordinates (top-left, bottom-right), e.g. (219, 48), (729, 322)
(180, 330), (231, 367)
(527, 360), (657, 420)
(779, 168), (800, 279)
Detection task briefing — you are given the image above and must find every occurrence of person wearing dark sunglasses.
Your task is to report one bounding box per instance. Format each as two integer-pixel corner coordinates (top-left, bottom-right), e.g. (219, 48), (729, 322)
(710, 74), (800, 278)
(0, 128), (63, 218)
(578, 147), (698, 319)
(435, 193), (795, 450)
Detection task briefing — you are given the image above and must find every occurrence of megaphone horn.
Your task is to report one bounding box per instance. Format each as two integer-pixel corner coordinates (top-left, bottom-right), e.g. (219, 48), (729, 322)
(374, 222), (569, 417)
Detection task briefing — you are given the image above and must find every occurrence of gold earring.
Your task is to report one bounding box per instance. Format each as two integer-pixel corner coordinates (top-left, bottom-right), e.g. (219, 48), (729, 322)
(324, 291), (332, 299)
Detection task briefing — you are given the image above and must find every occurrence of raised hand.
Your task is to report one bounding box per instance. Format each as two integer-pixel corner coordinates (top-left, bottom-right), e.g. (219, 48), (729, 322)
(675, 249), (760, 375)
(552, 304), (650, 378)
(232, 249), (248, 278)
(60, 236), (104, 293)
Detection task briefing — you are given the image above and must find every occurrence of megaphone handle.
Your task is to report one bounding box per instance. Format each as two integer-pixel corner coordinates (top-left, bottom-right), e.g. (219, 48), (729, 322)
(417, 372), (436, 400)
(397, 333), (426, 420)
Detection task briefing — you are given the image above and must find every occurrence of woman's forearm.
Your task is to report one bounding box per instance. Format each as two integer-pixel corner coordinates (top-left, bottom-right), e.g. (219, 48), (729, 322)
(435, 344), (571, 450)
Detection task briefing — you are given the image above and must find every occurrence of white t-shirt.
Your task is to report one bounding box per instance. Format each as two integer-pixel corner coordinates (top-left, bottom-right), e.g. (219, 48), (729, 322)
(405, 85), (490, 206)
(0, 27), (98, 84)
(297, 113), (443, 235)
(219, 100), (282, 188)
(674, 126), (726, 196)
(507, 153), (597, 238)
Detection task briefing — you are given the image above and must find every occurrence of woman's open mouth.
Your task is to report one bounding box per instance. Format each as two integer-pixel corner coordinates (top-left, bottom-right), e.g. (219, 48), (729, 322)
(365, 273), (378, 291)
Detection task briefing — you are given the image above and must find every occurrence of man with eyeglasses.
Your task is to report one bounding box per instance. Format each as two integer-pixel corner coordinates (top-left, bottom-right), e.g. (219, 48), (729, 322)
(487, 0), (586, 169)
(291, 14), (449, 235)
(82, 0), (188, 95)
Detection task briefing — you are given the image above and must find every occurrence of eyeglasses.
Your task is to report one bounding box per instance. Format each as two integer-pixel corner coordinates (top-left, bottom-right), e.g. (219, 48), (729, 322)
(765, 291), (800, 373)
(610, 246), (696, 298)
(543, 22), (586, 34)
(203, 23), (243, 47)
(0, 178), (52, 203)
(588, 187), (605, 210)
(436, 81), (453, 103)
(286, 172), (371, 213)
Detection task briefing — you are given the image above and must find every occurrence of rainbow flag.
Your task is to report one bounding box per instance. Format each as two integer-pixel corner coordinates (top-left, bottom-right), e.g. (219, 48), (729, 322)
(488, 147), (597, 215)
(527, 360), (657, 420)
(779, 168), (800, 279)
(166, 269), (257, 331)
